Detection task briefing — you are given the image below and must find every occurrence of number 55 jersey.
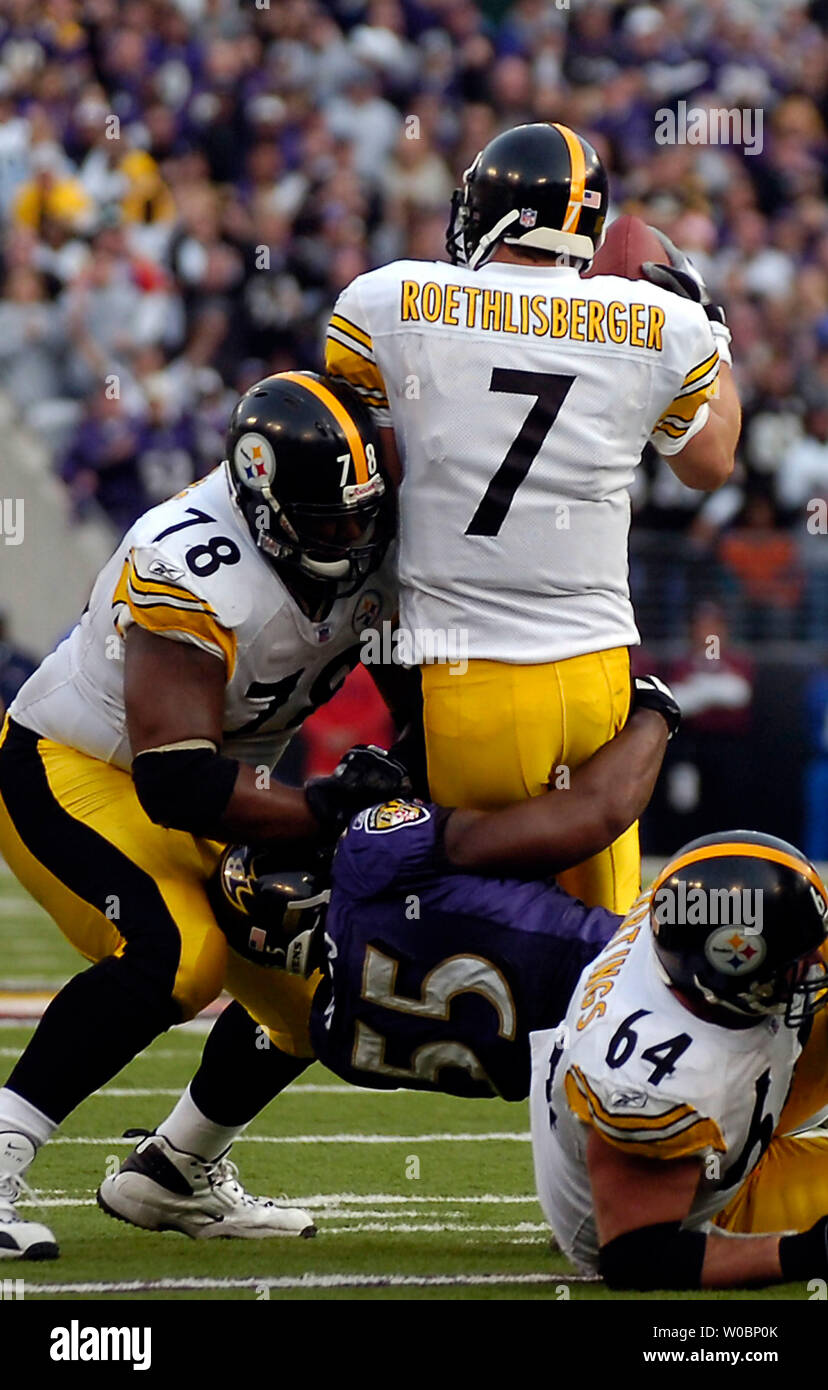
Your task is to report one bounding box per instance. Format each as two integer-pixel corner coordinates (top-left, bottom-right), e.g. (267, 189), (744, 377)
(529, 899), (804, 1275)
(308, 799), (620, 1100)
(10, 465), (397, 771)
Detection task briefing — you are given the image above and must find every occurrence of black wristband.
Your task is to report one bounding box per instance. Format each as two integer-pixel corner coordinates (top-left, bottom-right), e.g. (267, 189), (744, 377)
(779, 1218), (828, 1281)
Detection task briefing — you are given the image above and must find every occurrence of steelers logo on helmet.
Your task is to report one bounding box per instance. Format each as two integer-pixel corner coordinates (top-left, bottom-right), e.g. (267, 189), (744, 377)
(704, 925), (767, 977)
(233, 432), (276, 491)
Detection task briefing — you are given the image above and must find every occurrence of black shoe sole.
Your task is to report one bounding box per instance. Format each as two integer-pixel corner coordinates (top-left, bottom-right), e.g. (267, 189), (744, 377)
(0, 1240), (60, 1261)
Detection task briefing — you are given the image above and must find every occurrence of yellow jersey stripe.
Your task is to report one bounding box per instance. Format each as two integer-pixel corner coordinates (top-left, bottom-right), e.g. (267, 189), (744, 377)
(329, 313), (374, 352)
(278, 370), (370, 485)
(326, 324), (376, 365)
(656, 382), (716, 431)
(112, 561), (236, 679)
(568, 1067), (696, 1132)
(565, 1074), (726, 1157)
(128, 571), (219, 616)
(325, 341), (390, 410)
(682, 349), (719, 388)
(125, 600), (236, 677)
(552, 123), (586, 235)
(656, 419), (690, 440)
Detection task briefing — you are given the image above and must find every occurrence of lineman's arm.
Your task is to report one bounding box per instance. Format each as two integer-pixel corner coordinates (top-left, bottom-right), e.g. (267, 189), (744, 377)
(443, 705), (667, 876)
(587, 1130), (785, 1290)
(125, 630), (407, 844)
(125, 628), (319, 842)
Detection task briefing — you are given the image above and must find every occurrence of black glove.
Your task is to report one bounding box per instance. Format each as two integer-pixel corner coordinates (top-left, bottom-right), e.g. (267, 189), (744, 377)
(779, 1216), (828, 1281)
(632, 674), (681, 741)
(642, 227), (731, 363)
(305, 744), (412, 839)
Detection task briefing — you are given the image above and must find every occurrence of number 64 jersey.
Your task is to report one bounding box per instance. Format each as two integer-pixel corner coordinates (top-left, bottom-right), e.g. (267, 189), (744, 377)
(529, 898), (803, 1275)
(10, 465), (397, 771)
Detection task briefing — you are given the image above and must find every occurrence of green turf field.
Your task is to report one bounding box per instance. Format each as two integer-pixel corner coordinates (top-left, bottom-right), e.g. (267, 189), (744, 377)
(0, 864), (813, 1302)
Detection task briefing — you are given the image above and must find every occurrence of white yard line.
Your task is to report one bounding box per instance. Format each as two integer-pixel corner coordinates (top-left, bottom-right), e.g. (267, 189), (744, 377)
(314, 1221), (549, 1235)
(17, 1198), (546, 1235)
(23, 1271), (595, 1294)
(51, 1131), (532, 1145)
(26, 1189), (539, 1207)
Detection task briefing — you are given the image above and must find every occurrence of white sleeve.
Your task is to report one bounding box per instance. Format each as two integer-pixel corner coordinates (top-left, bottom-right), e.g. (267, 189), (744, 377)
(650, 308), (720, 458)
(325, 275), (392, 429)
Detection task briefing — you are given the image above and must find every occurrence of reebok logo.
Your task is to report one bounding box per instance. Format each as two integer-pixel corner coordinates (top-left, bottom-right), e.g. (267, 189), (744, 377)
(50, 1321), (151, 1371)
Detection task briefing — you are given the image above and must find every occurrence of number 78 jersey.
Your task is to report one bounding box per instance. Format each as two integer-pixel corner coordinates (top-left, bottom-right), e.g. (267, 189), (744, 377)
(10, 466), (397, 771)
(529, 900), (802, 1274)
(327, 258), (719, 663)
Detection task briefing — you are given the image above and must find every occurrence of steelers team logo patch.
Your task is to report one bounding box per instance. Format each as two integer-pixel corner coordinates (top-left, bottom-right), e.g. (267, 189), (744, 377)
(352, 590), (382, 633)
(234, 433), (276, 490)
(365, 800), (430, 834)
(704, 926), (766, 976)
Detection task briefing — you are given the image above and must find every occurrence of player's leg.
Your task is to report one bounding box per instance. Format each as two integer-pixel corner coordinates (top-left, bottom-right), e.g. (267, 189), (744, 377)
(714, 1133), (828, 1236)
(98, 1000), (316, 1238)
(422, 646), (639, 910)
(0, 721), (227, 1255)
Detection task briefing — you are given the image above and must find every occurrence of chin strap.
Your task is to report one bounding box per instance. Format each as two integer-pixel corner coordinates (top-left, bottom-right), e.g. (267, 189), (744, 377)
(467, 208), (522, 269)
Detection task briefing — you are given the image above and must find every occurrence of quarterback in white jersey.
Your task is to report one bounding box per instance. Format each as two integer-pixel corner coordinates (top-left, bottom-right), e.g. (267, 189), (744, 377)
(0, 372), (409, 1260)
(530, 831), (828, 1291)
(326, 121), (741, 916)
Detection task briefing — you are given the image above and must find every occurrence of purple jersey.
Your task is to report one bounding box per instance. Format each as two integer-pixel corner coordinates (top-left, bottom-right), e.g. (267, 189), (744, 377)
(308, 799), (620, 1100)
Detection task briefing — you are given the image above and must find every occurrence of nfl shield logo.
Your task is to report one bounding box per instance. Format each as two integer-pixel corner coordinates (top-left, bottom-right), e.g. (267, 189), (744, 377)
(519, 207), (537, 228)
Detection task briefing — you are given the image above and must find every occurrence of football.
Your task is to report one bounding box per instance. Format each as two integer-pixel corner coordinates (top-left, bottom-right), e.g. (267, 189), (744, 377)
(583, 213), (670, 280)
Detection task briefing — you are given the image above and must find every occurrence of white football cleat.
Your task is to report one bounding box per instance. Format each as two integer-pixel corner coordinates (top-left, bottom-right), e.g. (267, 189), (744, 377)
(0, 1132), (59, 1260)
(97, 1132), (316, 1239)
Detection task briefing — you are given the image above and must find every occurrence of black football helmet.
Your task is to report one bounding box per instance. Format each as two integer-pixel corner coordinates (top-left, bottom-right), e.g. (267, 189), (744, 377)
(207, 844), (329, 976)
(446, 122), (608, 270)
(225, 371), (392, 595)
(650, 830), (828, 1026)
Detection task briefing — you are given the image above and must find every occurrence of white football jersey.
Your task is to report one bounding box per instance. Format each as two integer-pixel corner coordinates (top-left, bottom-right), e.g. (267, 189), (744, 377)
(326, 258), (719, 663)
(529, 897), (802, 1274)
(10, 467), (397, 771)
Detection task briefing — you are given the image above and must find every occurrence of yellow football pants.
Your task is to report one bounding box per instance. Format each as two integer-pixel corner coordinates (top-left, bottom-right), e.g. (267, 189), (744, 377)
(422, 647), (640, 912)
(716, 1007), (828, 1236)
(0, 717), (317, 1054)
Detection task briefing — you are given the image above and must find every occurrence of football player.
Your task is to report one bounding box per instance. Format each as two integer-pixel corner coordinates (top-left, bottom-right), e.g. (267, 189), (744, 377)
(97, 676), (678, 1236)
(324, 121), (741, 914)
(530, 832), (828, 1289)
(0, 371), (409, 1259)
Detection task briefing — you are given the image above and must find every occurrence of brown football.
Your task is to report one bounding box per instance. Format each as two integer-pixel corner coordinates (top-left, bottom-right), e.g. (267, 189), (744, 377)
(583, 214), (670, 280)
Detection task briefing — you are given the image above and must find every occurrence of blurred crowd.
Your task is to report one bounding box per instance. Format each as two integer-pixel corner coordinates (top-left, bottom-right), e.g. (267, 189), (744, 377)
(0, 0), (826, 636)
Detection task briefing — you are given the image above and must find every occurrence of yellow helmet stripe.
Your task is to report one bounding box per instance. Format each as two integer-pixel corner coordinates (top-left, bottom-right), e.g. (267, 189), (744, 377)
(652, 841), (828, 904)
(278, 371), (369, 484)
(552, 123), (586, 235)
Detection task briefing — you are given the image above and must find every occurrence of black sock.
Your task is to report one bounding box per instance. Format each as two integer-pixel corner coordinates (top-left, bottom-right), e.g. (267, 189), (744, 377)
(6, 956), (179, 1123)
(190, 1000), (310, 1127)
